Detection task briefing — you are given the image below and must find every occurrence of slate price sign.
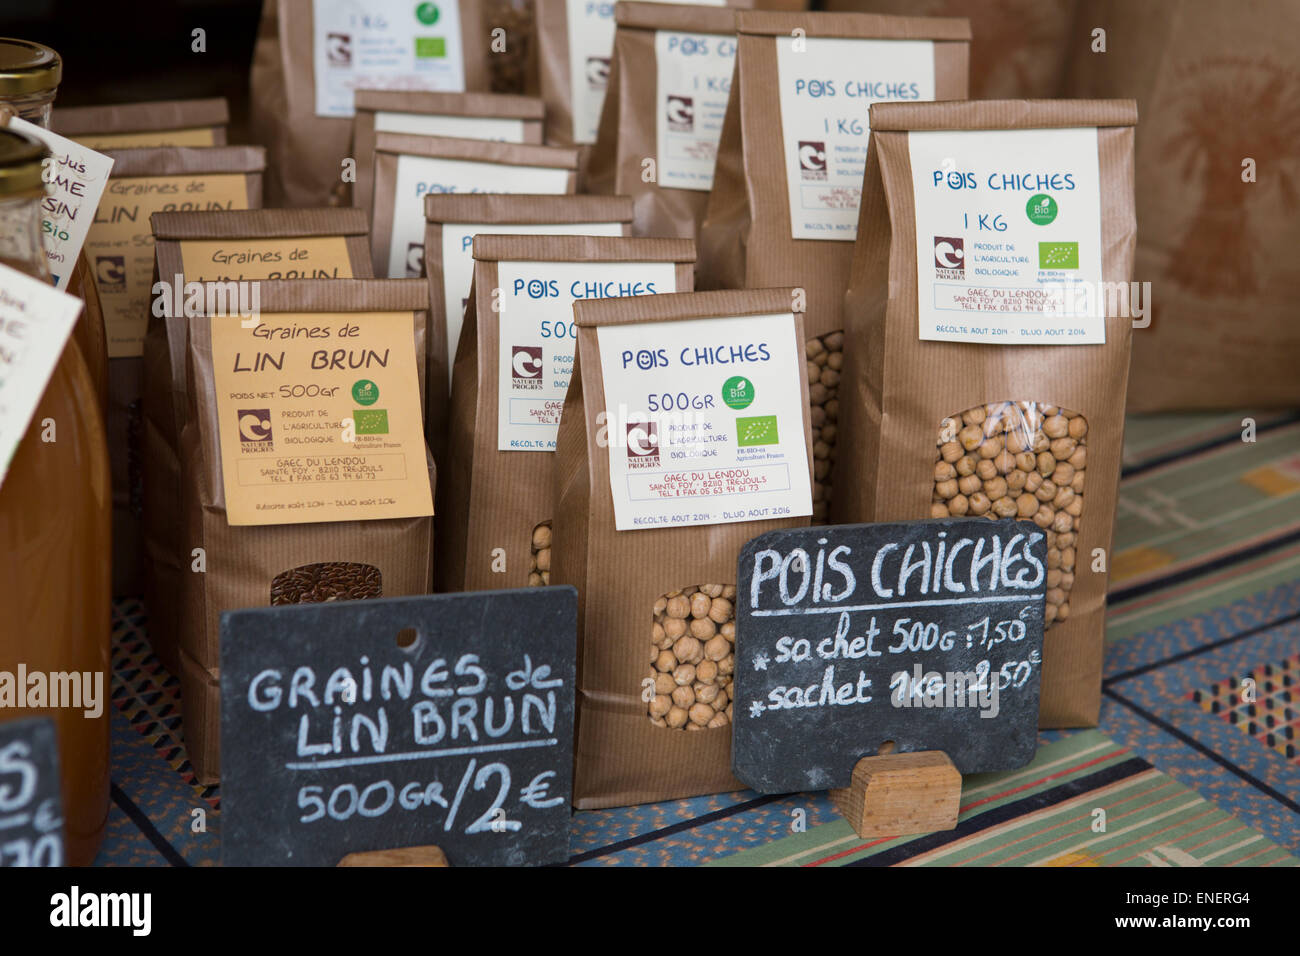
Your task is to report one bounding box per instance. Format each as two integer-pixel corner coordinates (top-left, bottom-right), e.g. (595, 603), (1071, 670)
(733, 519), (1046, 793)
(0, 716), (64, 867)
(220, 589), (577, 866)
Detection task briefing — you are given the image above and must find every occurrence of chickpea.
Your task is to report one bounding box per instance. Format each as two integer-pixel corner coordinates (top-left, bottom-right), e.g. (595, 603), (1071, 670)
(705, 635), (730, 661)
(984, 476), (1008, 500)
(956, 455), (977, 476)
(931, 502), (950, 518)
(709, 598), (733, 623)
(673, 663), (696, 686)
(655, 650), (676, 673)
(673, 635), (702, 663)
(690, 592), (711, 619)
(935, 461), (957, 482)
(666, 706), (688, 729)
(1050, 437), (1077, 461)
(666, 595), (690, 619)
(992, 497), (1018, 518)
(663, 616), (687, 641)
(1052, 511), (1073, 534)
(696, 659), (718, 683)
(690, 616), (716, 641)
(958, 425), (983, 451)
(936, 478), (959, 499)
(654, 672), (676, 696)
(1068, 417), (1087, 439)
(689, 703), (714, 726)
(1017, 494), (1038, 518)
(671, 685), (695, 708)
(958, 474), (982, 496)
(707, 713), (729, 729)
(976, 458), (998, 481)
(1043, 415), (1069, 439)
(949, 493), (970, 516)
(968, 492), (991, 516)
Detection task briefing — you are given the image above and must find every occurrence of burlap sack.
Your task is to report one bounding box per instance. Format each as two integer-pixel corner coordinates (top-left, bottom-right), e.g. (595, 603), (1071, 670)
(88, 146), (265, 597)
(585, 3), (742, 238)
(832, 99), (1139, 728)
(1062, 0), (1300, 409)
(697, 11), (970, 340)
(824, 0), (1076, 99)
(250, 0), (491, 208)
(142, 208), (374, 675)
(421, 193), (635, 454)
(555, 287), (813, 807)
(180, 279), (436, 782)
(369, 132), (580, 276)
(437, 234), (695, 595)
(351, 89), (544, 215)
(533, 0), (754, 151)
(52, 98), (230, 148)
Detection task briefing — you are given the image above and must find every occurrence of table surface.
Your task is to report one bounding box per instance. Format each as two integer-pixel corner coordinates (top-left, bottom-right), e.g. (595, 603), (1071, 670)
(97, 410), (1300, 866)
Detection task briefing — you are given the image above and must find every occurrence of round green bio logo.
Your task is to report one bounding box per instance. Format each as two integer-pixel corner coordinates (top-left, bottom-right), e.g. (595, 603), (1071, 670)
(722, 375), (755, 410)
(415, 2), (440, 25)
(352, 379), (379, 406)
(1026, 194), (1058, 225)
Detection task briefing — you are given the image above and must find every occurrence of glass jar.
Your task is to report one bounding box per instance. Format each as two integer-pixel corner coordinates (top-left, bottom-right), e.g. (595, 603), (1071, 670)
(0, 38), (106, 410)
(0, 38), (60, 128)
(0, 128), (111, 866)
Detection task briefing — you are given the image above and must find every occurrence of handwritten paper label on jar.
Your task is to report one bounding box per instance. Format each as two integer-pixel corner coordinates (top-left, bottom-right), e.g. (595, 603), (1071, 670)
(497, 260), (677, 451)
(595, 311), (812, 530)
(208, 309), (433, 526)
(219, 588), (577, 866)
(732, 520), (1046, 793)
(4, 116), (114, 291)
(0, 264), (83, 487)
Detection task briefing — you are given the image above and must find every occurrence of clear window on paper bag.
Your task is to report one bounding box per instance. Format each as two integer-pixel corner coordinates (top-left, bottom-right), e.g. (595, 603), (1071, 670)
(647, 584), (736, 730)
(270, 562), (383, 605)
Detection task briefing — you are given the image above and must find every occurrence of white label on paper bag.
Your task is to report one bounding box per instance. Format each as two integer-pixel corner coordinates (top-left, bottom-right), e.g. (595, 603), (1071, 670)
(908, 127), (1105, 344)
(373, 111), (527, 142)
(312, 0), (466, 118)
(496, 260), (677, 451)
(0, 263), (83, 487)
(596, 312), (812, 531)
(6, 117), (114, 291)
(564, 0), (725, 145)
(654, 30), (735, 192)
(386, 154), (570, 277)
(439, 220), (625, 391)
(774, 36), (934, 241)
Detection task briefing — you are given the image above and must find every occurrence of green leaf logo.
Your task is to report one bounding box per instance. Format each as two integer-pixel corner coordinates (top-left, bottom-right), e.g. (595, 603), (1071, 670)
(737, 415), (779, 447)
(722, 375), (755, 410)
(1039, 241), (1079, 270)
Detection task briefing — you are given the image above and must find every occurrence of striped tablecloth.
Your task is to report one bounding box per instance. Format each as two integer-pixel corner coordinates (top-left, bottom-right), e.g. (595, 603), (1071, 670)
(98, 410), (1300, 866)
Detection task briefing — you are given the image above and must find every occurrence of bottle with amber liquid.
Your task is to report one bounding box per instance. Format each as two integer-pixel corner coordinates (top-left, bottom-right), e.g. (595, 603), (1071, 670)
(0, 37), (108, 410)
(0, 127), (111, 865)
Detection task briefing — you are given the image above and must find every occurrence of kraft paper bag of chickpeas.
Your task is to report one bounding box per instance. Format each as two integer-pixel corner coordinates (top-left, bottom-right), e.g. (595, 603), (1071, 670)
(142, 208), (375, 676)
(531, 0), (754, 151)
(555, 287), (815, 808)
(179, 279), (437, 782)
(350, 89), (545, 223)
(421, 194), (635, 457)
(52, 97), (231, 148)
(833, 99), (1139, 728)
(697, 11), (968, 520)
(249, 0), (491, 208)
(1062, 0), (1300, 409)
(585, 3), (744, 239)
(437, 234), (696, 596)
(85, 146), (266, 598)
(368, 132), (580, 278)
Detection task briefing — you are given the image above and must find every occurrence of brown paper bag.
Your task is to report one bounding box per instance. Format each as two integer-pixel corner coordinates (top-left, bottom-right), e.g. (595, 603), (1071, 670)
(142, 208), (374, 674)
(586, 3), (741, 238)
(86, 146), (266, 596)
(697, 11), (970, 335)
(249, 0), (492, 208)
(369, 132), (580, 277)
(533, 0), (753, 151)
(555, 287), (814, 807)
(1062, 0), (1300, 409)
(421, 193), (635, 454)
(351, 89), (544, 215)
(180, 279), (436, 782)
(832, 99), (1139, 728)
(823, 0), (1076, 99)
(52, 98), (230, 149)
(438, 234), (695, 595)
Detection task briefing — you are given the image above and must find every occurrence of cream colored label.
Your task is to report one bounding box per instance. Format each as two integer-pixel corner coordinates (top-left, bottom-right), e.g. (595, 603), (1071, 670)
(73, 127), (217, 149)
(179, 237), (355, 281)
(210, 310), (433, 527)
(87, 173), (252, 357)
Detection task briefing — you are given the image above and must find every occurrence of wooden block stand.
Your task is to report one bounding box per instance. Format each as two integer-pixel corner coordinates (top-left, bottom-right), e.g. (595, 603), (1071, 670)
(338, 845), (450, 867)
(829, 751), (961, 838)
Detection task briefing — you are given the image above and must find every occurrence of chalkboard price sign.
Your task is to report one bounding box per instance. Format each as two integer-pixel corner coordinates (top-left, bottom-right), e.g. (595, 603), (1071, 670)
(220, 589), (577, 867)
(0, 716), (64, 867)
(733, 520), (1046, 794)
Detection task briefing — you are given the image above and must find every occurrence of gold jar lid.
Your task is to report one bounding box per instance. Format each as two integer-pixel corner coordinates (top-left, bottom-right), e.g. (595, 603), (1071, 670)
(0, 39), (61, 96)
(0, 128), (47, 197)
